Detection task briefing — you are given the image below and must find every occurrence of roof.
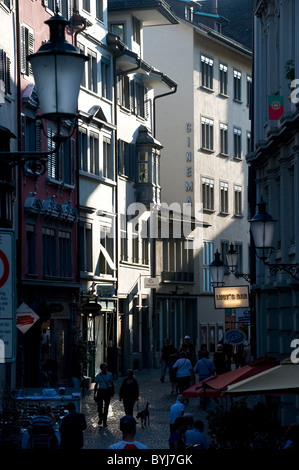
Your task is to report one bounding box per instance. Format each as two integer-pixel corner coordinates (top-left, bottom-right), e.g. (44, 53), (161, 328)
(108, 0), (179, 26)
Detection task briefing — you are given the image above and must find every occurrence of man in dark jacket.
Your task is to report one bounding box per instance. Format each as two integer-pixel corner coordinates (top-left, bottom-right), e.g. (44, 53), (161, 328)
(60, 402), (87, 449)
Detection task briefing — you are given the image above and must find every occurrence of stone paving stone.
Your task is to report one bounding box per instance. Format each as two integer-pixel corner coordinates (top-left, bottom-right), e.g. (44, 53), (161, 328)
(81, 369), (215, 450)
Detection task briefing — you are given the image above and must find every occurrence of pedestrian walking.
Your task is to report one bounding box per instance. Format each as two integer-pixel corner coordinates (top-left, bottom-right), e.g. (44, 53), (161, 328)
(119, 369), (139, 416)
(94, 363), (114, 427)
(169, 417), (187, 450)
(172, 351), (193, 393)
(59, 402), (87, 450)
(213, 344), (229, 375)
(193, 351), (216, 382)
(179, 335), (196, 365)
(168, 347), (180, 394)
(169, 395), (185, 428)
(108, 415), (148, 449)
(159, 338), (177, 382)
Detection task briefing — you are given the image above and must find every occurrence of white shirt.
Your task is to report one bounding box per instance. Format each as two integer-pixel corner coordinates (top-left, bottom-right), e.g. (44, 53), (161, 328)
(109, 440), (148, 449)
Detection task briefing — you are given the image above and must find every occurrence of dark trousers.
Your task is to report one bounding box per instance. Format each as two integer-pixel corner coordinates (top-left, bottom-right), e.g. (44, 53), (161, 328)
(177, 376), (191, 393)
(97, 389), (111, 424)
(123, 399), (135, 416)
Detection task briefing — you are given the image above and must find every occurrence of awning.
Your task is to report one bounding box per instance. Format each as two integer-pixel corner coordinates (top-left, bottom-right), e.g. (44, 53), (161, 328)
(225, 359), (299, 396)
(182, 356), (279, 398)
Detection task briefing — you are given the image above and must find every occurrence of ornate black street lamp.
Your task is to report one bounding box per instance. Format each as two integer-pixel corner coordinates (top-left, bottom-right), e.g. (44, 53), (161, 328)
(209, 249), (226, 287)
(226, 243), (251, 283)
(0, 9), (88, 175)
(249, 197), (299, 281)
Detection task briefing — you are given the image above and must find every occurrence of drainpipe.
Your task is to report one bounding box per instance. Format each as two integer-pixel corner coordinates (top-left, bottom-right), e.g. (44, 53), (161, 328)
(153, 85), (178, 138)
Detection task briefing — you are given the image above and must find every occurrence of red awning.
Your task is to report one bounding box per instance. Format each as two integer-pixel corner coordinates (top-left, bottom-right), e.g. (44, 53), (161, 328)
(182, 356), (279, 398)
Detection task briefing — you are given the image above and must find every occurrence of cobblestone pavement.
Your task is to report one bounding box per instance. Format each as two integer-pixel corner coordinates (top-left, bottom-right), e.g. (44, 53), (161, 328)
(81, 368), (215, 450)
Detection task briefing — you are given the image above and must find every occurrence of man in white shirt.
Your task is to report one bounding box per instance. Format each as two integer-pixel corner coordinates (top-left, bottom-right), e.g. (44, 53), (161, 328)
(108, 415), (148, 449)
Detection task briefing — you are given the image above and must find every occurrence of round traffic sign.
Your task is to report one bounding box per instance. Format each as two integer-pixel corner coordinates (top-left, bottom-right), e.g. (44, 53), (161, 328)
(0, 250), (9, 288)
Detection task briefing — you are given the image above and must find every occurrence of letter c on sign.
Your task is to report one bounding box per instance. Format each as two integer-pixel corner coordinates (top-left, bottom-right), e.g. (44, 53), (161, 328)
(0, 250), (9, 288)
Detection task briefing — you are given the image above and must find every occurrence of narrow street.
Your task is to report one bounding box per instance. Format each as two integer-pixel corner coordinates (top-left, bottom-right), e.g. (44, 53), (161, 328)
(81, 368), (212, 450)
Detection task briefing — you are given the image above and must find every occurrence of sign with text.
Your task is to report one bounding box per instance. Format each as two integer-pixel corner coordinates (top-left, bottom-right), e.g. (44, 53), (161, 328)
(16, 303), (39, 334)
(214, 285), (250, 309)
(236, 307), (251, 323)
(0, 229), (16, 362)
(144, 277), (160, 289)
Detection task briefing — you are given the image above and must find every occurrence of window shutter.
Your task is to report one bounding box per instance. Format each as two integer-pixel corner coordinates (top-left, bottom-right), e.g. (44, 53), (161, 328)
(20, 25), (26, 74)
(36, 122), (42, 152)
(68, 0), (73, 20)
(20, 114), (26, 152)
(70, 138), (75, 186)
(130, 80), (135, 113)
(0, 50), (5, 92)
(145, 87), (149, 119)
(47, 128), (56, 179)
(117, 76), (122, 105)
(28, 30), (34, 77)
(6, 56), (11, 95)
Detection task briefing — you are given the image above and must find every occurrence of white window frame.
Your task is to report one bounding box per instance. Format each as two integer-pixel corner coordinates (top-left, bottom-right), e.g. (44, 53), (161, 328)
(202, 177), (214, 211)
(201, 117), (214, 151)
(201, 54), (213, 90)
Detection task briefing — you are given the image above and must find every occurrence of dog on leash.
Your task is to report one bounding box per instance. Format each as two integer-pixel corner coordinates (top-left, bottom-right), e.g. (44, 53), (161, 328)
(136, 402), (150, 428)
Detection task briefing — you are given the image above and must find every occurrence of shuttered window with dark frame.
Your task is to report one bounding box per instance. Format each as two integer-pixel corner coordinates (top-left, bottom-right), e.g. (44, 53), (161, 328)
(20, 24), (34, 77)
(0, 49), (12, 96)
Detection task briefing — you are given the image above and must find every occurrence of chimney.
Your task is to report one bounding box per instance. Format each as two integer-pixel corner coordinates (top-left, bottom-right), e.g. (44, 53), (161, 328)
(211, 0), (218, 15)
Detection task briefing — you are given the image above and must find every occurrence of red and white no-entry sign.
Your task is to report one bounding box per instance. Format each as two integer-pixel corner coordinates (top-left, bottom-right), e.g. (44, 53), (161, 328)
(0, 229), (16, 362)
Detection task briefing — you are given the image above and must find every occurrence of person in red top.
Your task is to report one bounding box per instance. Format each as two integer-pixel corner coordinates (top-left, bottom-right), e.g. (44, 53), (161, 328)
(108, 415), (148, 449)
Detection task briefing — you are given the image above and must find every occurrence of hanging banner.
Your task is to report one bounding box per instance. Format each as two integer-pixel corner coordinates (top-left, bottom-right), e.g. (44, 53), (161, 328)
(268, 95), (284, 120)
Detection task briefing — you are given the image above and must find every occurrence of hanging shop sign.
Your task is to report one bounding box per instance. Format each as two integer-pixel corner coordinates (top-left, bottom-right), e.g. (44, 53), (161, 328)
(16, 303), (40, 334)
(236, 308), (251, 323)
(214, 285), (249, 309)
(224, 329), (246, 345)
(144, 277), (160, 289)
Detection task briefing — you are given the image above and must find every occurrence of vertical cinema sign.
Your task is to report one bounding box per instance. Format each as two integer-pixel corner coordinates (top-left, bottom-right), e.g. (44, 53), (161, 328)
(185, 122), (193, 205)
(214, 285), (249, 309)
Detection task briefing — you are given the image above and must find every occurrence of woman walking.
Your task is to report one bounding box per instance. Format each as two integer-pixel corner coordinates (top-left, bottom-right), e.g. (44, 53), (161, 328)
(172, 351), (193, 393)
(119, 369), (139, 416)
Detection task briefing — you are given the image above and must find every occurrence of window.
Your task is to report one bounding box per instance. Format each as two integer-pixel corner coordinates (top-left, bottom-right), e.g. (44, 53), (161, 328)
(118, 140), (134, 179)
(135, 82), (147, 118)
(202, 177), (214, 211)
(0, 49), (11, 96)
(203, 241), (214, 292)
(247, 75), (252, 106)
(21, 115), (42, 153)
(21, 25), (34, 77)
(89, 132), (99, 175)
(100, 227), (114, 275)
(110, 23), (125, 42)
(78, 43), (86, 88)
(133, 17), (141, 45)
(185, 6), (193, 21)
(79, 128), (88, 172)
(138, 152), (148, 183)
(142, 221), (149, 265)
(233, 69), (242, 101)
(79, 222), (92, 272)
(219, 63), (228, 95)
(1, 0), (13, 9)
(96, 0), (104, 22)
(247, 131), (251, 154)
(101, 58), (111, 100)
(201, 55), (213, 89)
(152, 151), (160, 187)
(82, 0), (90, 13)
(220, 123), (228, 155)
(201, 117), (214, 151)
(45, 1), (72, 20)
(234, 242), (243, 274)
(220, 181), (228, 213)
(132, 222), (139, 264)
(59, 230), (72, 277)
(120, 75), (130, 109)
(87, 49), (97, 93)
(162, 239), (194, 282)
(103, 137), (113, 180)
(62, 138), (75, 185)
(26, 224), (36, 274)
(234, 185), (242, 216)
(233, 127), (242, 159)
(42, 227), (56, 276)
(120, 214), (128, 262)
(221, 241), (230, 274)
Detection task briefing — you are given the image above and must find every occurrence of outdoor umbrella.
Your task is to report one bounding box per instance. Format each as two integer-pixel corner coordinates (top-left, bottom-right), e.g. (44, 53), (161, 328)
(225, 359), (299, 396)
